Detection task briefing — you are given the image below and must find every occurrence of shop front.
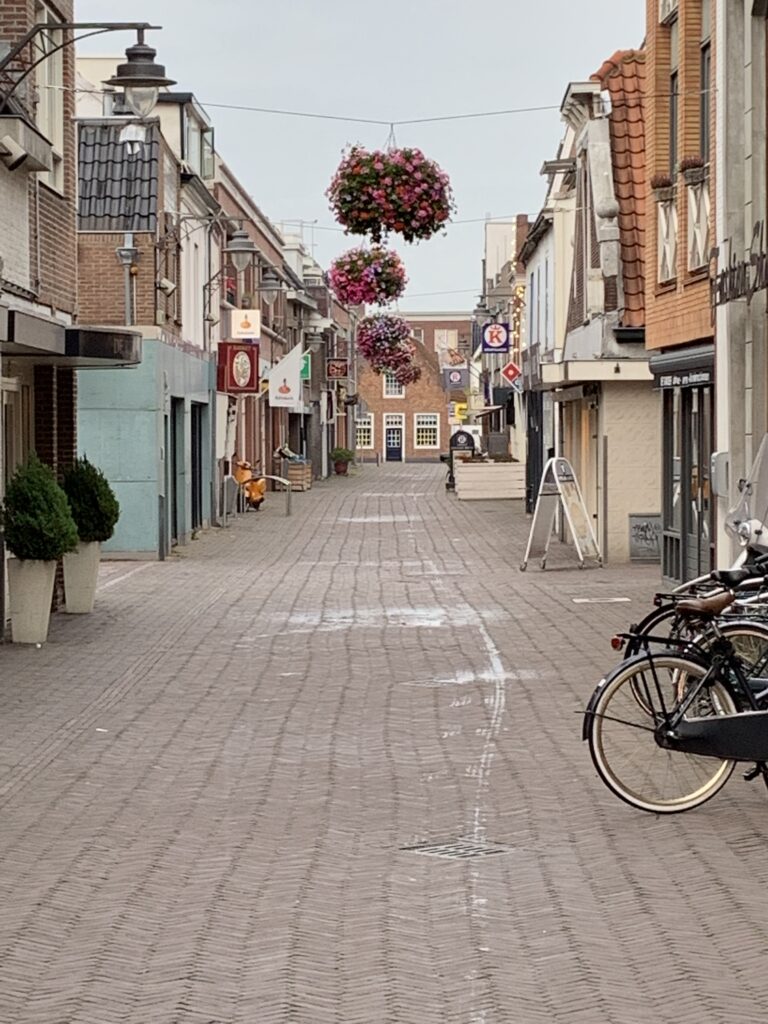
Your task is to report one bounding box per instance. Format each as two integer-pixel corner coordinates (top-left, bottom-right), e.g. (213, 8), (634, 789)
(650, 344), (714, 584)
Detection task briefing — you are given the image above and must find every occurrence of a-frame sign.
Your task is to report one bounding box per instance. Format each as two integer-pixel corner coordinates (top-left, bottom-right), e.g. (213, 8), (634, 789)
(520, 457), (602, 571)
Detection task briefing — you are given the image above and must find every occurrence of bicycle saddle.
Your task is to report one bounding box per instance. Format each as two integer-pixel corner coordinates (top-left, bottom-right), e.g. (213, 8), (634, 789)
(676, 590), (736, 618)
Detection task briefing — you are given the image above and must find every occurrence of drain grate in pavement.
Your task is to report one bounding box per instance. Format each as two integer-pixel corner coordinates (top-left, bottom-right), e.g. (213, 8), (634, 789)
(401, 836), (512, 859)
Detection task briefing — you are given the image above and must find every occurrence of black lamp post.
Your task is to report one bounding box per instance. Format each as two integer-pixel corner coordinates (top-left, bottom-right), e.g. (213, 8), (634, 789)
(0, 22), (172, 118)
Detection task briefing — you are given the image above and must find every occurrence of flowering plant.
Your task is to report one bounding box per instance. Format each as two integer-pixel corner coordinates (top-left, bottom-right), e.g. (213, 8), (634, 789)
(326, 145), (455, 243)
(328, 246), (407, 306)
(355, 313), (421, 383)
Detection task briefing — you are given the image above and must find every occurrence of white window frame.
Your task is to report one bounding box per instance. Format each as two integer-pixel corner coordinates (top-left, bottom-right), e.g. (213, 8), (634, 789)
(384, 412), (405, 461)
(382, 371), (405, 398)
(414, 413), (440, 450)
(34, 1), (64, 192)
(658, 197), (678, 283)
(355, 412), (374, 450)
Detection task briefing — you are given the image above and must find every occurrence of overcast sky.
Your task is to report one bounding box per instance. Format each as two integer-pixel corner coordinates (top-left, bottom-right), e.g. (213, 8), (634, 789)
(76, 1), (644, 312)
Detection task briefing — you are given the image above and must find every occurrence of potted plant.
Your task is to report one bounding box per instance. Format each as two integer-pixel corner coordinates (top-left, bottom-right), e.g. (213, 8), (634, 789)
(330, 448), (355, 476)
(679, 155), (706, 186)
(651, 173), (675, 203)
(61, 457), (120, 613)
(0, 453), (78, 643)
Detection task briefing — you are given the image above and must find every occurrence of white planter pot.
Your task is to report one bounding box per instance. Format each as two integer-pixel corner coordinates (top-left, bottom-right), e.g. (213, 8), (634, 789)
(7, 559), (56, 644)
(63, 541), (101, 614)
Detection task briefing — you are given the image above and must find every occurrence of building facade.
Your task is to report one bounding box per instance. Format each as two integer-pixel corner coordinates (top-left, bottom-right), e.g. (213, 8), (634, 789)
(75, 71), (217, 559)
(356, 340), (448, 464)
(1, 6), (140, 616)
(645, 0), (716, 582)
(713, 0), (768, 566)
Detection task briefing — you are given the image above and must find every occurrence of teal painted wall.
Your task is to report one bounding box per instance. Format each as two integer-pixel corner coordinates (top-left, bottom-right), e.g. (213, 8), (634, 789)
(78, 338), (215, 557)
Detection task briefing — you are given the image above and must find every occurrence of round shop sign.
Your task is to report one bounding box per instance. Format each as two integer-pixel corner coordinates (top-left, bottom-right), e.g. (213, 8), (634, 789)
(450, 429), (475, 452)
(483, 322), (509, 349)
(447, 369), (463, 386)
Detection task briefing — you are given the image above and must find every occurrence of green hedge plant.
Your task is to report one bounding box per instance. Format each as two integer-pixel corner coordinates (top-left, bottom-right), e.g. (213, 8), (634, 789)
(62, 457), (120, 543)
(1, 454), (78, 561)
(330, 447), (355, 463)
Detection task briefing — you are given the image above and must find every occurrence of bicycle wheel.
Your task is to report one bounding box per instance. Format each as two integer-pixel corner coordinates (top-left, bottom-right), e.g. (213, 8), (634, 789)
(683, 621), (768, 708)
(586, 654), (737, 813)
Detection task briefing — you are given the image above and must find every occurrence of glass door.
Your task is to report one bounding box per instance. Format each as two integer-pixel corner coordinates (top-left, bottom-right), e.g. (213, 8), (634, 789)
(384, 415), (403, 462)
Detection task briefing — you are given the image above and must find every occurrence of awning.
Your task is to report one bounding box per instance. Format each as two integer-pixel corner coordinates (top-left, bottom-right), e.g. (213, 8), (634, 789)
(648, 343), (714, 388)
(473, 405), (503, 418)
(0, 307), (141, 367)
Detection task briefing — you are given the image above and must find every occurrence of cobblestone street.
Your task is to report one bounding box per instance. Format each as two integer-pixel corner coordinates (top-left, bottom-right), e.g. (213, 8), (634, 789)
(2, 464), (768, 1023)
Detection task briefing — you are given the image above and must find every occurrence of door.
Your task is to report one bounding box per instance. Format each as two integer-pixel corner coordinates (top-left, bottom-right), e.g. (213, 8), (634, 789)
(170, 398), (184, 545)
(684, 386), (713, 580)
(190, 403), (203, 531)
(384, 415), (404, 462)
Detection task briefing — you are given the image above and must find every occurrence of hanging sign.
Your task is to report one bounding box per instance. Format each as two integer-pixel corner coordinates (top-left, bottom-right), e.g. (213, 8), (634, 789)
(300, 352), (311, 381)
(500, 360), (522, 386)
(326, 357), (349, 380)
(482, 322), (510, 353)
(443, 367), (469, 390)
(217, 342), (260, 393)
(268, 344), (304, 409)
(520, 457), (602, 571)
(231, 309), (261, 339)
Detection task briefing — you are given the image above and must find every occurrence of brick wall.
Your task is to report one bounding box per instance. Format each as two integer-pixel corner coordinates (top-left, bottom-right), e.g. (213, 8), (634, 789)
(645, 0), (715, 349)
(78, 233), (158, 326)
(357, 344), (449, 462)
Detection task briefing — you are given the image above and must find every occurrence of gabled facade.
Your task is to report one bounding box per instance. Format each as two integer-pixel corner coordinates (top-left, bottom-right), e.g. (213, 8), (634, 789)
(535, 51), (661, 563)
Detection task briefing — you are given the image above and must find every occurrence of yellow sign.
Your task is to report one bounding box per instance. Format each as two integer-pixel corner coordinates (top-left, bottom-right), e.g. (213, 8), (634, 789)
(454, 402), (468, 422)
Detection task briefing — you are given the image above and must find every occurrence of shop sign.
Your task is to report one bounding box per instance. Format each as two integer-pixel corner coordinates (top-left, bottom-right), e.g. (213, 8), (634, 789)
(443, 367), (469, 390)
(230, 308), (261, 339)
(217, 342), (260, 393)
(300, 352), (311, 380)
(711, 221), (768, 308)
(657, 369), (712, 389)
(326, 358), (349, 380)
(482, 322), (510, 353)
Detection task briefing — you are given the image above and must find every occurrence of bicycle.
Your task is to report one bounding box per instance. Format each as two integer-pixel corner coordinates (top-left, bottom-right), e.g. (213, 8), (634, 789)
(583, 584), (768, 814)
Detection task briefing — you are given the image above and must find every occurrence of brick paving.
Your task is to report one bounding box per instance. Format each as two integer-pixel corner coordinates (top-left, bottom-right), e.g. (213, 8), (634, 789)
(1, 464), (768, 1023)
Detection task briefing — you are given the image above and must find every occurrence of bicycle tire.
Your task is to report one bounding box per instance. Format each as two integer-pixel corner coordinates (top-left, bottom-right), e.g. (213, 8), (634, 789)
(585, 653), (737, 814)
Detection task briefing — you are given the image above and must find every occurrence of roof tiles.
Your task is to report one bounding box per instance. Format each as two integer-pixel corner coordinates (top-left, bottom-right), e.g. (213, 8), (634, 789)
(592, 50), (646, 328)
(78, 122), (160, 232)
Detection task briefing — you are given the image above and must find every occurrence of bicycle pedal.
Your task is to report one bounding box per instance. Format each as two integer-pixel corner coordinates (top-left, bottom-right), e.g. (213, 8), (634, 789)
(743, 766), (762, 782)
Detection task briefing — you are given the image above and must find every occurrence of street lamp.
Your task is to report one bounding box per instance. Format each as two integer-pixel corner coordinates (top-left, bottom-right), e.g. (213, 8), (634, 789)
(103, 29), (176, 119)
(0, 23), (170, 117)
(223, 228), (258, 274)
(260, 267), (282, 308)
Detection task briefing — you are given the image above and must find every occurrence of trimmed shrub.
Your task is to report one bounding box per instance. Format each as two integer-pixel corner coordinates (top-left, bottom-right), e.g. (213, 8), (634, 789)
(1, 454), (78, 561)
(62, 457), (120, 543)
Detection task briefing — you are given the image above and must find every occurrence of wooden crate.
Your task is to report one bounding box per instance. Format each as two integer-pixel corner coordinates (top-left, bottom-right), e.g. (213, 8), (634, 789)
(285, 462), (312, 491)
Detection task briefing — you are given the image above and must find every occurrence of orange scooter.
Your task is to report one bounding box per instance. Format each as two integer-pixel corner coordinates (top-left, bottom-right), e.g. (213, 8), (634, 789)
(233, 459), (266, 511)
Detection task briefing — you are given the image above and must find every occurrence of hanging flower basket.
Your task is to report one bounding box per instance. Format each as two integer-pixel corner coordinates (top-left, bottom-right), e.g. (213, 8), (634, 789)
(326, 145), (455, 243)
(328, 246), (407, 306)
(356, 313), (421, 381)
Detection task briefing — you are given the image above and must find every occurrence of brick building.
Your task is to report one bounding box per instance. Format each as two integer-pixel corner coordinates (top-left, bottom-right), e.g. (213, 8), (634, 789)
(1, 5), (140, 616)
(356, 340), (448, 463)
(644, 0), (715, 582)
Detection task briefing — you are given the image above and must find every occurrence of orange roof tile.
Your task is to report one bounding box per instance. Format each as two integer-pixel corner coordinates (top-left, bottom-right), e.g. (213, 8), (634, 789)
(591, 50), (646, 328)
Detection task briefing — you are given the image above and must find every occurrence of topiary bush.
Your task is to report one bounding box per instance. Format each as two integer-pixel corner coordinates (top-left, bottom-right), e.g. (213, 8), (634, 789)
(1, 453), (78, 561)
(62, 457), (120, 543)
